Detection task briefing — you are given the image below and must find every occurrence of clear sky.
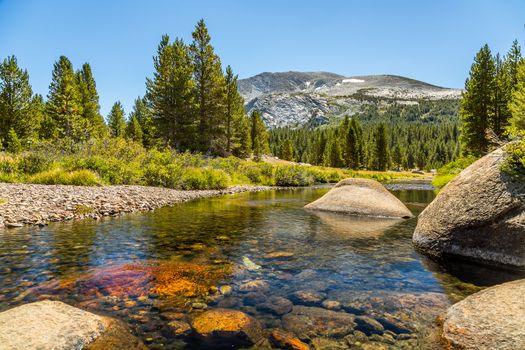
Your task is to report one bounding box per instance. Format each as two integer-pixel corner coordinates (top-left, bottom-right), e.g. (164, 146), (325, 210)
(1, 0), (524, 116)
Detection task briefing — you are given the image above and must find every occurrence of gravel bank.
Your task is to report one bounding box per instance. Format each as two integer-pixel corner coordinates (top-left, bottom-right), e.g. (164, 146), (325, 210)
(0, 183), (275, 228)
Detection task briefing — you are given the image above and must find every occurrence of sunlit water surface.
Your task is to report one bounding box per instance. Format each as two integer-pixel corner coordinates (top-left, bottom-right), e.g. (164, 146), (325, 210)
(0, 184), (523, 349)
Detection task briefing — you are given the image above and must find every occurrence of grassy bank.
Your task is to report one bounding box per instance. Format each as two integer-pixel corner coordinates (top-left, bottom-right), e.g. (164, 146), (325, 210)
(432, 156), (477, 188)
(0, 138), (422, 190)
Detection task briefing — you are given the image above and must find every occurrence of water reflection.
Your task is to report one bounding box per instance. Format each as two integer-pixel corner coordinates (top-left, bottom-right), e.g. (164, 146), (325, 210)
(0, 185), (523, 349)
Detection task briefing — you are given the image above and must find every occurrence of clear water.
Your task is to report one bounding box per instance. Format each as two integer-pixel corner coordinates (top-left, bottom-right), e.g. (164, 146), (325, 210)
(0, 185), (523, 349)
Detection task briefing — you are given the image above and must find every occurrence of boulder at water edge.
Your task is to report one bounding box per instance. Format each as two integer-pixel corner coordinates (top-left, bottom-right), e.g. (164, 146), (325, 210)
(413, 148), (525, 267)
(442, 278), (525, 350)
(0, 300), (145, 350)
(304, 178), (413, 219)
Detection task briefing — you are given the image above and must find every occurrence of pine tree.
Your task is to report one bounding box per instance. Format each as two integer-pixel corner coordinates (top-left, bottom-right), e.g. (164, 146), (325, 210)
(506, 39), (523, 90)
(281, 138), (294, 161)
(373, 123), (390, 170)
(6, 128), (22, 153)
(107, 101), (126, 137)
(250, 111), (268, 161)
(0, 55), (35, 143)
(76, 63), (105, 138)
(46, 56), (84, 140)
(460, 45), (496, 156)
(509, 60), (525, 130)
(233, 115), (251, 158)
(392, 144), (403, 170)
(224, 65), (245, 154)
(130, 96), (156, 148)
(126, 114), (143, 143)
(492, 53), (512, 137)
(147, 36), (195, 150)
(190, 19), (226, 152)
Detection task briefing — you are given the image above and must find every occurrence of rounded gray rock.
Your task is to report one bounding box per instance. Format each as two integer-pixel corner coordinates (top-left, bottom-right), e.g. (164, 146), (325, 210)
(305, 178), (413, 219)
(442, 278), (525, 350)
(413, 148), (525, 267)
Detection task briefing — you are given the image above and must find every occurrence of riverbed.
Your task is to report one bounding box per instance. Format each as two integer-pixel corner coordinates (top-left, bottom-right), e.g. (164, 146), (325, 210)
(0, 184), (522, 349)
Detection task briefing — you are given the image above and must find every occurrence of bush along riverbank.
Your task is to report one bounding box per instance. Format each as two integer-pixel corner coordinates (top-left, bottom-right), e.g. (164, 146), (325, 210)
(0, 138), (421, 190)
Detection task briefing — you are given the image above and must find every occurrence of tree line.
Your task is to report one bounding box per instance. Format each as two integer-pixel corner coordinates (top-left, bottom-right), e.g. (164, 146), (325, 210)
(269, 100), (460, 171)
(461, 39), (525, 156)
(0, 20), (269, 158)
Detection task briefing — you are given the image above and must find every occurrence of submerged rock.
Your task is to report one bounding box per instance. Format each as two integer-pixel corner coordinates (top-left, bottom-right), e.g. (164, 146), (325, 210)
(282, 306), (356, 340)
(413, 148), (525, 267)
(256, 295), (293, 315)
(442, 278), (525, 350)
(0, 300), (145, 350)
(304, 178), (413, 219)
(269, 329), (310, 350)
(190, 308), (264, 347)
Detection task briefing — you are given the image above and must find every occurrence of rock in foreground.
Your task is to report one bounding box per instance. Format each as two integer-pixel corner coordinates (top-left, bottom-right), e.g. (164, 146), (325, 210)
(304, 178), (413, 219)
(413, 148), (525, 267)
(442, 278), (525, 350)
(0, 300), (145, 350)
(190, 308), (264, 347)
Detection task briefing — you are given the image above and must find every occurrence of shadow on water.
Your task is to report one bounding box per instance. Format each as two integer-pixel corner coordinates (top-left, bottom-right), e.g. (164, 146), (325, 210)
(0, 184), (523, 349)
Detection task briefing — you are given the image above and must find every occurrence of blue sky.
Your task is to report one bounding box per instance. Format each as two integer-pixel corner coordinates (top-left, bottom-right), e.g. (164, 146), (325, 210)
(1, 0), (524, 116)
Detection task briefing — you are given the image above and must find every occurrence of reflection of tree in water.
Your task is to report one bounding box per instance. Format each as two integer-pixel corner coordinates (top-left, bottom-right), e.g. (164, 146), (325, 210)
(139, 193), (268, 261)
(421, 255), (525, 303)
(47, 221), (100, 277)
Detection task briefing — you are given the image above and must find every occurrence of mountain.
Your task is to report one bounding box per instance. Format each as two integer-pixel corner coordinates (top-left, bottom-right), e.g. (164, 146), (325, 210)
(238, 72), (462, 128)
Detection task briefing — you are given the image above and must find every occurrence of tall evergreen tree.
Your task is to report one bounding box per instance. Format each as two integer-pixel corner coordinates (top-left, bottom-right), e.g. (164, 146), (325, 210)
(224, 65), (245, 154)
(147, 36), (195, 150)
(76, 63), (105, 137)
(492, 53), (512, 136)
(250, 111), (268, 161)
(509, 60), (525, 130)
(506, 39), (523, 90)
(0, 55), (35, 143)
(460, 45), (496, 156)
(46, 56), (84, 140)
(130, 96), (156, 148)
(107, 101), (126, 137)
(373, 123), (390, 170)
(126, 114), (143, 143)
(190, 19), (226, 152)
(233, 115), (251, 158)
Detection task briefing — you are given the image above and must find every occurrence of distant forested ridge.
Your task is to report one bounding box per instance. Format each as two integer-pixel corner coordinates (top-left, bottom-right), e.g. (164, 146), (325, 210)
(269, 99), (460, 171)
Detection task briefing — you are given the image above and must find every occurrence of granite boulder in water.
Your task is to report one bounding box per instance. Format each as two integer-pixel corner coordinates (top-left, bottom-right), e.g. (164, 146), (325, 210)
(413, 147), (525, 267)
(304, 178), (413, 219)
(0, 300), (145, 349)
(442, 278), (525, 350)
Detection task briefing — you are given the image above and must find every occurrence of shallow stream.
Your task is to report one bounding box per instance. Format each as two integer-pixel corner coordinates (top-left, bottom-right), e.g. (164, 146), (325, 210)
(0, 184), (522, 349)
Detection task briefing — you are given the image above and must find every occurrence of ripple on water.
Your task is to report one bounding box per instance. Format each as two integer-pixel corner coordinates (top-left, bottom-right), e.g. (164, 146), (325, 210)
(0, 186), (522, 349)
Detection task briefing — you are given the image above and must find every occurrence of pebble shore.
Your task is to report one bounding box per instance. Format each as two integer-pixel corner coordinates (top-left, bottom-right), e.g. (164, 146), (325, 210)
(0, 183), (275, 228)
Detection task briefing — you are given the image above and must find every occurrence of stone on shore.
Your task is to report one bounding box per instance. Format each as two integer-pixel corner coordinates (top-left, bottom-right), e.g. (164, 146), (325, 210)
(190, 308), (264, 347)
(0, 300), (145, 350)
(442, 278), (525, 350)
(413, 147), (525, 267)
(304, 178), (413, 219)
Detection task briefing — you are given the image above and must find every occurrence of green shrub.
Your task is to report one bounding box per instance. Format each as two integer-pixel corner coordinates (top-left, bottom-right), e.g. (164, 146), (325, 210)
(274, 165), (315, 186)
(432, 156), (477, 188)
(18, 152), (52, 174)
(179, 168), (230, 190)
(0, 155), (18, 174)
(502, 137), (525, 180)
(29, 169), (102, 186)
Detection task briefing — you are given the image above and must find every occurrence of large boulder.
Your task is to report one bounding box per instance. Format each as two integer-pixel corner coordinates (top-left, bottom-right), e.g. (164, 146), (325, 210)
(442, 278), (525, 350)
(413, 148), (525, 267)
(304, 178), (413, 219)
(0, 300), (145, 350)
